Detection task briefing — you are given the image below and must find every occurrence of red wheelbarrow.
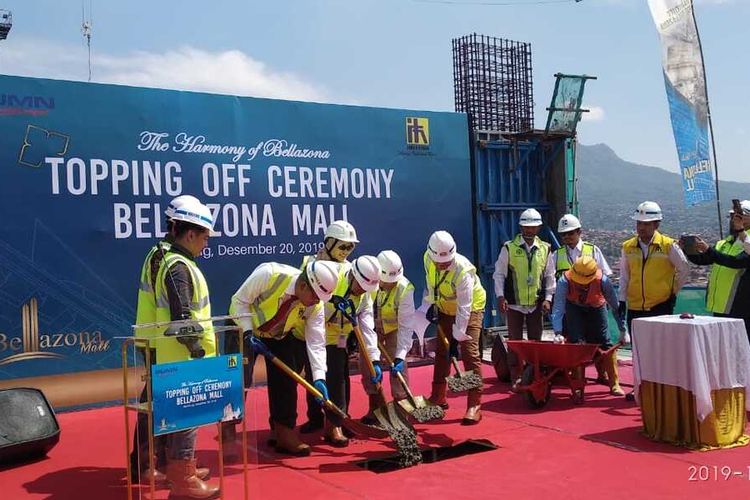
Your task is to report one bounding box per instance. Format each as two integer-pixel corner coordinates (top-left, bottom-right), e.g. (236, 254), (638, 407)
(507, 340), (621, 409)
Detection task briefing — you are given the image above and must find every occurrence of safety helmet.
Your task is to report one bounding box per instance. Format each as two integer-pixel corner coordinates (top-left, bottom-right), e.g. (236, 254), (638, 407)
(569, 256), (599, 285)
(306, 260), (340, 302)
(377, 250), (403, 283)
(729, 200), (750, 216)
(632, 201), (663, 222)
(325, 220), (359, 243)
(170, 199), (214, 231)
(519, 208), (543, 227)
(427, 231), (456, 263)
(558, 214), (581, 233)
(165, 194), (200, 219)
(351, 255), (381, 292)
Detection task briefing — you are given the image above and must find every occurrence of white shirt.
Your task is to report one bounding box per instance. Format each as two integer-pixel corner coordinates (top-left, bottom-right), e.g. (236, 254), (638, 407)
(544, 240), (612, 286)
(493, 238), (555, 314)
(376, 277), (417, 360)
(421, 258), (476, 339)
(617, 236), (690, 302)
(230, 263), (327, 380)
(351, 288), (381, 362)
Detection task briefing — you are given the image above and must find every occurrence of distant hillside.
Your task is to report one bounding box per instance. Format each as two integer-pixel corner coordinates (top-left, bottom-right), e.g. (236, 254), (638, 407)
(576, 143), (749, 238)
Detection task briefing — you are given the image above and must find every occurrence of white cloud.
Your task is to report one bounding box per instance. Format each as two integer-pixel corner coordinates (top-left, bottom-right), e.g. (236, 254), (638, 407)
(582, 105), (605, 122)
(0, 37), (330, 102)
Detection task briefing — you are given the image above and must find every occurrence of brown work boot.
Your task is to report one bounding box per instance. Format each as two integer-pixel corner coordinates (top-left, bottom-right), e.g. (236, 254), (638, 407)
(428, 382), (449, 409)
(323, 420), (349, 448)
(361, 394), (380, 425)
(603, 352), (625, 396)
(274, 423), (311, 456)
(461, 391), (482, 426)
(594, 357), (609, 385)
(166, 459), (220, 499)
(138, 467), (167, 485)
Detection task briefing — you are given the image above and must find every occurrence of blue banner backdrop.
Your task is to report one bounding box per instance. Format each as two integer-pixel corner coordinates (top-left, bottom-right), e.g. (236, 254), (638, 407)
(0, 75), (472, 384)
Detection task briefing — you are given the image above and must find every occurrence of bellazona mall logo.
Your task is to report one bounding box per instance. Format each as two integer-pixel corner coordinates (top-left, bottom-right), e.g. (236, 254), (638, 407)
(0, 297), (110, 366)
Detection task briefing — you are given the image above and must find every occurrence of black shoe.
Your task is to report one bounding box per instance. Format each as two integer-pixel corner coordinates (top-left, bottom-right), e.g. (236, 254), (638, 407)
(625, 391), (635, 402)
(341, 426), (355, 439)
(360, 414), (379, 426)
(299, 420), (324, 434)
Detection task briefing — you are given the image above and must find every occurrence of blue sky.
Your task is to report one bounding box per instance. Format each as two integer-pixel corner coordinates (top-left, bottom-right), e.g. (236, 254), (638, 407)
(1, 0), (748, 180)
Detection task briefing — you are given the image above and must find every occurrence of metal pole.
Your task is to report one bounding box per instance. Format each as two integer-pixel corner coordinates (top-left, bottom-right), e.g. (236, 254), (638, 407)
(691, 2), (723, 239)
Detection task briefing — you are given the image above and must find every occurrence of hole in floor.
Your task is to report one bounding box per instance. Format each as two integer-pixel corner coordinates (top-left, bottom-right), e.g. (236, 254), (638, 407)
(354, 439), (499, 473)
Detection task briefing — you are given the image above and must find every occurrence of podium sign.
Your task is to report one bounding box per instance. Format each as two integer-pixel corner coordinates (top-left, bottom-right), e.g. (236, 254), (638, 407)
(151, 354), (243, 436)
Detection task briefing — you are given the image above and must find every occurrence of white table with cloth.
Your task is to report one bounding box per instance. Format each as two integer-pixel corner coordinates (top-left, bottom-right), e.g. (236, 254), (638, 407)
(632, 315), (750, 449)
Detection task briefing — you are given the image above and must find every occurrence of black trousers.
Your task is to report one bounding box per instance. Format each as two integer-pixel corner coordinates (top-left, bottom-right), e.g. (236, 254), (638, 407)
(324, 345), (350, 426)
(264, 335), (308, 429)
(627, 299), (675, 331)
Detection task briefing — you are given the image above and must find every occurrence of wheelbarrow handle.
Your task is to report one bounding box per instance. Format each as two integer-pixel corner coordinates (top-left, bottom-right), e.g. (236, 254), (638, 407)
(377, 340), (419, 407)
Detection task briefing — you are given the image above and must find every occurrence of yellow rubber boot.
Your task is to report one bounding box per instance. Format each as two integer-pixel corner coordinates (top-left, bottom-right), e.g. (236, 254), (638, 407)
(604, 351), (624, 396)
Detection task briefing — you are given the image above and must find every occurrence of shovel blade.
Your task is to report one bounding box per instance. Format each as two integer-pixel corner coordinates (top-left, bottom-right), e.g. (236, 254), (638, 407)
(341, 417), (390, 439)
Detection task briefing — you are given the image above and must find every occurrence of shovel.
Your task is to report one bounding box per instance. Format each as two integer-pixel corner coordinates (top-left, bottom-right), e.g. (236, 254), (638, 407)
(249, 336), (389, 439)
(437, 324), (483, 393)
(335, 298), (422, 466)
(377, 340), (444, 423)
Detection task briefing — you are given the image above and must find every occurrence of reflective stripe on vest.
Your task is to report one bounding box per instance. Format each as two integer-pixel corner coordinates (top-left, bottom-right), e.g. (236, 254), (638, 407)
(555, 242), (594, 279)
(623, 231), (676, 311)
(375, 278), (413, 335)
(564, 270), (606, 308)
(423, 251), (486, 315)
(135, 241), (170, 339)
(153, 252), (216, 364)
(706, 237), (745, 314)
(505, 235), (550, 307)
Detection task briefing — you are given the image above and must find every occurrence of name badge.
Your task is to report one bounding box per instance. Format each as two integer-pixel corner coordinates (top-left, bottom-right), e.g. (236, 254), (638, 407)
(337, 334), (348, 349)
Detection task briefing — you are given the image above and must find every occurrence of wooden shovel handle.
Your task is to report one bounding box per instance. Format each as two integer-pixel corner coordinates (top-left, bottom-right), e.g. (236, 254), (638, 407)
(377, 340), (418, 406)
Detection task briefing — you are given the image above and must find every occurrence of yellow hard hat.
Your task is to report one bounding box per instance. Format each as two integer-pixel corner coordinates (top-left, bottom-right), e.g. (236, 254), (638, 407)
(569, 256), (599, 285)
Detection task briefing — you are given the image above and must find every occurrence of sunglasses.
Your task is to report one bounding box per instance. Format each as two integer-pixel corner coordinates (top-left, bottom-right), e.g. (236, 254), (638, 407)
(335, 242), (355, 252)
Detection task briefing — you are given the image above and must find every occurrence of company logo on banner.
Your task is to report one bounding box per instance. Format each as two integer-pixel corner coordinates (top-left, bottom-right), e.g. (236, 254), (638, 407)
(648, 0), (715, 206)
(406, 117), (430, 147)
(151, 355), (244, 436)
(0, 94), (55, 116)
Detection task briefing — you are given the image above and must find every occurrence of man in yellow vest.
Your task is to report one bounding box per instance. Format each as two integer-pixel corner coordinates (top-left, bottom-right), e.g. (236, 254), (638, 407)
(130, 195), (203, 484)
(315, 256), (382, 445)
(299, 220), (359, 434)
(551, 256), (630, 396)
(687, 201), (750, 343)
(545, 213), (613, 385)
(151, 198), (220, 499)
(493, 209), (555, 391)
(619, 201), (689, 400)
(424, 231), (486, 425)
(371, 250), (416, 401)
(229, 259), (339, 456)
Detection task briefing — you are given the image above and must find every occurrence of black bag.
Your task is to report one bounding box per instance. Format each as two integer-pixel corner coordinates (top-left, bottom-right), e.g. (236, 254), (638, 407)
(490, 335), (511, 383)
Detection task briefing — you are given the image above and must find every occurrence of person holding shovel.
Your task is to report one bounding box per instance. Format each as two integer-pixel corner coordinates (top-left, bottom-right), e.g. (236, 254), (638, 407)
(550, 256), (630, 396)
(423, 230), (487, 425)
(320, 255), (382, 446)
(229, 260), (340, 456)
(366, 250), (417, 402)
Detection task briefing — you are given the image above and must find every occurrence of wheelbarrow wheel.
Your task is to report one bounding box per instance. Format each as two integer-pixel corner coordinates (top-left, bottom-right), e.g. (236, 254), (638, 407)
(521, 364), (551, 409)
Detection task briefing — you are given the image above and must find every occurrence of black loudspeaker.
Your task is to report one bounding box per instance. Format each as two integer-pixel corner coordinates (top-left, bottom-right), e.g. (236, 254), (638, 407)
(490, 334), (511, 383)
(0, 388), (61, 464)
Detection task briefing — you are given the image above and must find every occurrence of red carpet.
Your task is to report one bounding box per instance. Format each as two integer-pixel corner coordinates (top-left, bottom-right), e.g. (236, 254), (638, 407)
(2, 361), (750, 499)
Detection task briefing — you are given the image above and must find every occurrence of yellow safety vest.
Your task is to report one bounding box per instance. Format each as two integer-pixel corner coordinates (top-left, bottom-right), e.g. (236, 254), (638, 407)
(135, 241), (171, 340)
(229, 263), (313, 340)
(706, 237), (745, 314)
(375, 277), (414, 335)
(323, 272), (374, 345)
(153, 252), (216, 364)
(504, 235), (550, 307)
(290, 259), (346, 341)
(623, 231), (677, 311)
(423, 251), (486, 315)
(554, 242), (595, 279)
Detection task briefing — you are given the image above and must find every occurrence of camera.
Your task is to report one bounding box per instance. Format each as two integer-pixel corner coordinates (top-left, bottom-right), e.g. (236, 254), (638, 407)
(165, 322), (205, 359)
(679, 234), (698, 255)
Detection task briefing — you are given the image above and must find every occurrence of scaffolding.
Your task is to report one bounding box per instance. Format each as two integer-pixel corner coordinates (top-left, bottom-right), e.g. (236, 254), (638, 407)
(452, 34), (534, 133)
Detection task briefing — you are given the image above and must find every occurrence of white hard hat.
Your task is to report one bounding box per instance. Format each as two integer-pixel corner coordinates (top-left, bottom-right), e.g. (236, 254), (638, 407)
(351, 255), (381, 292)
(170, 198), (214, 231)
(305, 260), (339, 302)
(325, 220), (359, 243)
(165, 194), (200, 219)
(377, 250), (403, 283)
(729, 200), (750, 215)
(558, 214), (581, 233)
(519, 208), (543, 227)
(632, 201), (663, 222)
(427, 231), (456, 263)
